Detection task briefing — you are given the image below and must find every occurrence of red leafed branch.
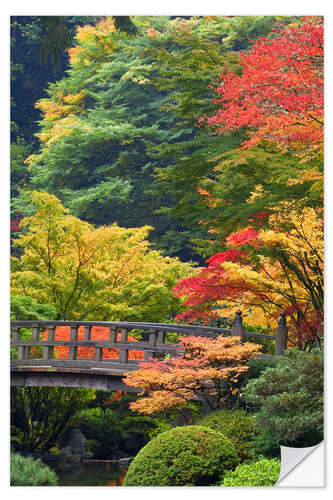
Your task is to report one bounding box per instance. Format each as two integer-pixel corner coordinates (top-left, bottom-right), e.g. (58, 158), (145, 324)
(206, 18), (323, 158)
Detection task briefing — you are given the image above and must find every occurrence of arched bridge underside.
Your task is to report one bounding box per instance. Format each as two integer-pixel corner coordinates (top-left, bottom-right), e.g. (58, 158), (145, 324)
(11, 314), (288, 390)
(11, 366), (141, 392)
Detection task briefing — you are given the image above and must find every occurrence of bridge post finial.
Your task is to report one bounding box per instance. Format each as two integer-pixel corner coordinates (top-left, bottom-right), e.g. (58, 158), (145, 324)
(231, 311), (244, 341)
(275, 312), (288, 356)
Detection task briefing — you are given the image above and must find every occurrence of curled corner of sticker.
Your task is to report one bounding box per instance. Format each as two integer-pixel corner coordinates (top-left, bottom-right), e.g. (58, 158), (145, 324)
(276, 441), (324, 487)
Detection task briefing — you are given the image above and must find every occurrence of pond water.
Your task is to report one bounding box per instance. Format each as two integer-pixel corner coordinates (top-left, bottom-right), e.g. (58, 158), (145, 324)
(56, 461), (128, 486)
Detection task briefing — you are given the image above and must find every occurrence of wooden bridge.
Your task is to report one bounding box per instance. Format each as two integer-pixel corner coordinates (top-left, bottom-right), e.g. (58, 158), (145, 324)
(10, 311), (288, 391)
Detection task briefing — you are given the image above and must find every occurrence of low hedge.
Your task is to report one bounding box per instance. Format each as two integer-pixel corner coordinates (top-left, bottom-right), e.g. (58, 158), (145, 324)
(197, 409), (255, 462)
(221, 458), (281, 486)
(10, 453), (58, 486)
(123, 425), (239, 486)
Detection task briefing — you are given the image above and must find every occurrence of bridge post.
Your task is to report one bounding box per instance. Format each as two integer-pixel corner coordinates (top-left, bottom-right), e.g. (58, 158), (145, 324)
(231, 311), (244, 341)
(32, 324), (40, 341)
(18, 345), (29, 360)
(69, 326), (78, 360)
(274, 312), (288, 356)
(94, 346), (103, 362)
(109, 328), (117, 343)
(12, 326), (29, 361)
(11, 325), (27, 361)
(11, 326), (20, 342)
(144, 329), (158, 360)
(43, 326), (55, 360)
(157, 330), (166, 344)
(119, 328), (129, 365)
(84, 326), (92, 340)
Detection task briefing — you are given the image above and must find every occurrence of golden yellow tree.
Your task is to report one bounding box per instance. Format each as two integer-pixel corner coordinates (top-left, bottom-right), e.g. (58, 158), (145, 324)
(11, 191), (190, 321)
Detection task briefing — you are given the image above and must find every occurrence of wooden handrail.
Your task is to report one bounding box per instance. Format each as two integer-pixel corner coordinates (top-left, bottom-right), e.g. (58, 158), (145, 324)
(10, 311), (288, 370)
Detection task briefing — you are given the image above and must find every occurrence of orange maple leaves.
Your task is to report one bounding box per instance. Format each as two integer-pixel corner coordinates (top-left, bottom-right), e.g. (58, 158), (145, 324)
(124, 335), (262, 414)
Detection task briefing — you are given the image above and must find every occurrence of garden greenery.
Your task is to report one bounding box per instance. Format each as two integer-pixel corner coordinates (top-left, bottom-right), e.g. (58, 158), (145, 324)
(242, 348), (324, 456)
(123, 425), (239, 486)
(10, 453), (58, 486)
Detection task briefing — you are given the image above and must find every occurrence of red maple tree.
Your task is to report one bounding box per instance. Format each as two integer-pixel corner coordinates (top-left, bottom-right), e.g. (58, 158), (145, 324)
(207, 18), (323, 158)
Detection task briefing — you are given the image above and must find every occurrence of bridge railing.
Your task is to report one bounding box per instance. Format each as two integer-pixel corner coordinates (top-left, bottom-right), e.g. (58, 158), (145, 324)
(10, 311), (288, 372)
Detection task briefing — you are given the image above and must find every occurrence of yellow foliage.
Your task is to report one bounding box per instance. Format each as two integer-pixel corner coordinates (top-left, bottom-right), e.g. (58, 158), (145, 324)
(215, 203), (323, 341)
(68, 18), (117, 67)
(246, 184), (266, 204)
(11, 191), (190, 321)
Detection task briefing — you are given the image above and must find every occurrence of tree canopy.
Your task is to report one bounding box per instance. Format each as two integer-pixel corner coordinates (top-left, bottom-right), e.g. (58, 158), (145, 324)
(11, 15), (324, 344)
(15, 15), (293, 261)
(11, 191), (190, 321)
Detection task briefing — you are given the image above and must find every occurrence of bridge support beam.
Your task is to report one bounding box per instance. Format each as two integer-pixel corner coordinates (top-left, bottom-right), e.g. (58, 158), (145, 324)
(10, 369), (140, 392)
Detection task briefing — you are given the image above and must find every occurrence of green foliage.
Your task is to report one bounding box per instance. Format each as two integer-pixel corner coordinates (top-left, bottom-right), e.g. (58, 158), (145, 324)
(40, 15), (137, 69)
(188, 145), (322, 252)
(145, 413), (175, 440)
(10, 16), (99, 143)
(11, 387), (95, 453)
(86, 439), (100, 457)
(242, 322), (276, 355)
(10, 296), (57, 360)
(242, 348), (323, 456)
(221, 458), (281, 486)
(39, 16), (72, 68)
(74, 407), (153, 458)
(246, 357), (278, 381)
(10, 453), (58, 486)
(97, 391), (139, 415)
(123, 425), (239, 486)
(11, 137), (32, 199)
(112, 16), (138, 35)
(146, 402), (202, 440)
(196, 409), (255, 462)
(73, 408), (124, 458)
(11, 295), (57, 321)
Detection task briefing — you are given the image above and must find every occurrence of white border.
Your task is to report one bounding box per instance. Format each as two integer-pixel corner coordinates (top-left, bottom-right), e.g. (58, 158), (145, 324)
(1, 2), (332, 498)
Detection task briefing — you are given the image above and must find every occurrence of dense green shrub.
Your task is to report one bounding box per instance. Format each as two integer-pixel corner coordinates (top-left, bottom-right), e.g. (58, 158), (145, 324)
(74, 408), (124, 458)
(197, 409), (255, 461)
(146, 412), (174, 440)
(221, 458), (281, 486)
(10, 453), (58, 486)
(74, 408), (153, 458)
(147, 403), (202, 440)
(242, 348), (323, 457)
(123, 425), (239, 486)
(247, 357), (278, 380)
(86, 439), (100, 457)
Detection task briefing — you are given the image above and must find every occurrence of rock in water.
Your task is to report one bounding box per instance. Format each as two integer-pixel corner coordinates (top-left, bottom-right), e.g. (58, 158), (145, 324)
(60, 428), (87, 456)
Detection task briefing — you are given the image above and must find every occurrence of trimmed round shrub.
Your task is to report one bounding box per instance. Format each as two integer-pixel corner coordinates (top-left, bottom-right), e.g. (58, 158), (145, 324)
(197, 409), (255, 461)
(123, 425), (239, 486)
(221, 458), (281, 486)
(10, 453), (58, 486)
